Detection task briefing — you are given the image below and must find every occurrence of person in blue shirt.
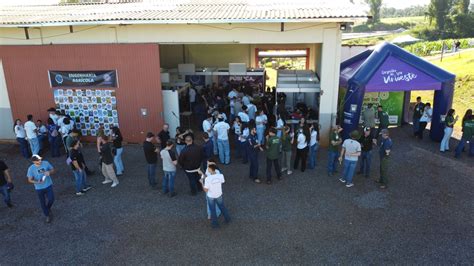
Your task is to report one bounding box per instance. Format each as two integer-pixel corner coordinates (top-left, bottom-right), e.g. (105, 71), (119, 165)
(26, 154), (55, 223)
(247, 124), (263, 183)
(378, 129), (393, 189)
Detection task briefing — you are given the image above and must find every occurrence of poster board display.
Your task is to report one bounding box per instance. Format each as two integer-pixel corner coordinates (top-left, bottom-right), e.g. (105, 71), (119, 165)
(360, 91), (404, 126)
(53, 88), (119, 136)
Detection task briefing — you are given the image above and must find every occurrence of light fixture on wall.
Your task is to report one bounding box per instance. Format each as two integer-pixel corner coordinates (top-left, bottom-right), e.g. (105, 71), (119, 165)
(340, 23), (347, 31)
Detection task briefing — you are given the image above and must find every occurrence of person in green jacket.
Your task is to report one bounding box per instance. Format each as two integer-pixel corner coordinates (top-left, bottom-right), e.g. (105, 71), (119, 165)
(265, 128), (282, 184)
(454, 114), (474, 158)
(376, 105), (389, 137)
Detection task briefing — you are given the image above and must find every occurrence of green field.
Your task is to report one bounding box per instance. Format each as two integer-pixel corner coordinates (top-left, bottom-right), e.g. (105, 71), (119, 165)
(410, 50), (474, 132)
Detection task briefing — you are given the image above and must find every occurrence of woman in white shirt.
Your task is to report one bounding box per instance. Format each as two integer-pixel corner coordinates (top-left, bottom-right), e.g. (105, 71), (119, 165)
(308, 123), (319, 169)
(293, 126), (310, 172)
(417, 103), (432, 140)
(14, 119), (30, 158)
(255, 110), (268, 145)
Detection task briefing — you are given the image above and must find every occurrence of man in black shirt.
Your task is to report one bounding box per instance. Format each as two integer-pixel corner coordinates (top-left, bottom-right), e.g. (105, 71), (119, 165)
(0, 160), (13, 208)
(143, 132), (159, 188)
(157, 123), (170, 150)
(100, 136), (119, 187)
(358, 127), (373, 178)
(412, 96), (424, 137)
(178, 135), (203, 195)
(69, 140), (92, 196)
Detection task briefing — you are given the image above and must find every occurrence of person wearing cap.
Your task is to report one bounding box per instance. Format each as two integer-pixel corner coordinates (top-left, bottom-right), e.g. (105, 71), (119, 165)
(0, 160), (13, 208)
(265, 128), (282, 184)
(358, 127), (374, 178)
(143, 132), (159, 188)
(378, 129), (393, 189)
(338, 130), (362, 188)
(213, 115), (231, 165)
(376, 105), (389, 137)
(27, 155), (55, 223)
(69, 140), (92, 196)
(327, 125), (343, 177)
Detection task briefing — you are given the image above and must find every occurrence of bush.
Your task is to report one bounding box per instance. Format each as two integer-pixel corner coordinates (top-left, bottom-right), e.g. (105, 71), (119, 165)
(404, 38), (474, 56)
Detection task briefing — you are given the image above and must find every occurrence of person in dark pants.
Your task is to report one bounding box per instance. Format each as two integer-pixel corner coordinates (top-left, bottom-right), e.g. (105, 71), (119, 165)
(293, 126), (309, 172)
(454, 114), (474, 158)
(417, 103), (432, 140)
(157, 123), (170, 150)
(378, 129), (393, 189)
(265, 128), (282, 184)
(27, 155), (55, 223)
(376, 105), (389, 137)
(412, 96), (424, 136)
(247, 125), (263, 183)
(47, 118), (60, 157)
(358, 127), (373, 178)
(143, 132), (159, 189)
(202, 133), (214, 171)
(178, 135), (204, 196)
(327, 125), (342, 176)
(0, 160), (14, 208)
(14, 119), (30, 159)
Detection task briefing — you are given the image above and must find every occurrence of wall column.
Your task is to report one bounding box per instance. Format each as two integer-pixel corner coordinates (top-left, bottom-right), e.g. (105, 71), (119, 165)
(0, 60), (14, 140)
(318, 26), (342, 146)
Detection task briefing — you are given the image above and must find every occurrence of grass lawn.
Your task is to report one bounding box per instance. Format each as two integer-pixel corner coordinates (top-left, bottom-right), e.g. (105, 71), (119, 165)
(410, 49), (474, 134)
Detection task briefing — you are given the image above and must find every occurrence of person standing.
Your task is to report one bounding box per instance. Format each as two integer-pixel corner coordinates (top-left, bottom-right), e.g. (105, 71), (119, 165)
(376, 106), (389, 137)
(327, 125), (343, 176)
(247, 102), (257, 121)
(174, 127), (187, 156)
(157, 123), (171, 150)
(256, 110), (268, 145)
(14, 119), (30, 159)
(238, 105), (250, 123)
(232, 117), (243, 159)
(143, 132), (159, 189)
(199, 164), (231, 229)
(265, 128), (282, 184)
(440, 109), (458, 152)
(213, 115), (231, 165)
(111, 127), (124, 176)
(275, 114), (285, 138)
(47, 118), (60, 157)
(247, 125), (263, 183)
(24, 114), (40, 155)
(338, 130), (362, 188)
(358, 127), (373, 178)
(239, 122), (250, 164)
(189, 87), (197, 112)
(69, 140), (92, 196)
(280, 126), (294, 175)
(417, 103), (432, 139)
(362, 104), (376, 137)
(0, 160), (14, 208)
(178, 135), (204, 196)
(412, 97), (424, 137)
(100, 136), (119, 188)
(454, 114), (474, 158)
(202, 115), (216, 154)
(36, 120), (48, 152)
(293, 126), (309, 172)
(378, 129), (393, 189)
(307, 123), (319, 169)
(202, 133), (214, 171)
(160, 140), (178, 197)
(27, 155), (55, 223)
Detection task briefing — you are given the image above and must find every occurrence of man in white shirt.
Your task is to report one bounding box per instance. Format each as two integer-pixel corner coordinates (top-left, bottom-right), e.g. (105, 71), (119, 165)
(189, 87), (197, 112)
(246, 103), (257, 121)
(308, 124), (319, 169)
(199, 164), (231, 228)
(238, 105), (250, 123)
(242, 94), (252, 106)
(213, 116), (231, 165)
(202, 114), (217, 155)
(338, 130), (362, 188)
(24, 114), (40, 155)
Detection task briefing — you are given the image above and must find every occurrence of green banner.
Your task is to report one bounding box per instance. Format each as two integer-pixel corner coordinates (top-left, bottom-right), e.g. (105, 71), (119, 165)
(362, 92), (404, 126)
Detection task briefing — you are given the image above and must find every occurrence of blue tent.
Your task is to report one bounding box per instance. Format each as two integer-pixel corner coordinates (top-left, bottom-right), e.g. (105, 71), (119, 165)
(339, 42), (456, 141)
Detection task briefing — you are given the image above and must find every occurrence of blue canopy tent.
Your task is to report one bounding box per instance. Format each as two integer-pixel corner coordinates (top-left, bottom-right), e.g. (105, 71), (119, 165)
(339, 42), (456, 141)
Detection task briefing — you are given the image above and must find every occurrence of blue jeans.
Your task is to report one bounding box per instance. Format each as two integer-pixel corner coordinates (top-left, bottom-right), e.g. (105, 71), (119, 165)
(217, 139), (230, 164)
(308, 143), (319, 169)
(342, 159), (358, 185)
(114, 147), (124, 175)
(256, 126), (265, 145)
(48, 136), (61, 157)
(185, 171), (201, 194)
(147, 163), (157, 187)
(207, 195), (231, 228)
(29, 137), (40, 155)
(17, 137), (30, 158)
(0, 185), (11, 205)
(212, 135), (218, 155)
(162, 171), (176, 193)
(176, 145), (185, 156)
(327, 150), (339, 174)
(359, 150), (372, 177)
(37, 135), (45, 151)
(455, 137), (474, 158)
(440, 127), (453, 152)
(234, 135), (241, 158)
(72, 169), (88, 192)
(36, 185), (54, 217)
(248, 149), (259, 179)
(206, 195), (221, 219)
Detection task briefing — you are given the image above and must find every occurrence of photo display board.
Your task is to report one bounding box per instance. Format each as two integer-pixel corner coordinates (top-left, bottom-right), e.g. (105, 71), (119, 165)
(53, 88), (119, 136)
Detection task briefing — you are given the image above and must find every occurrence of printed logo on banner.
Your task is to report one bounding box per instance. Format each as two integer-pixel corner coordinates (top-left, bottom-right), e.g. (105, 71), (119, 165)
(55, 74), (64, 84)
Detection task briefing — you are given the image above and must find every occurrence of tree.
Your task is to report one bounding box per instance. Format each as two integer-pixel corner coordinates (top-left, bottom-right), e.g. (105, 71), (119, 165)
(454, 0), (470, 14)
(426, 0), (454, 32)
(366, 0), (383, 24)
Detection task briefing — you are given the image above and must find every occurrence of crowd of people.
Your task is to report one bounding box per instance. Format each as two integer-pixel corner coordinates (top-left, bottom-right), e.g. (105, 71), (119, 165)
(1, 85), (473, 229)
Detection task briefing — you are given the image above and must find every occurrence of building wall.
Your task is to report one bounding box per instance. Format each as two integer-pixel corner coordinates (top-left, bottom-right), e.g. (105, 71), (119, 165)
(0, 60), (14, 140)
(0, 44), (163, 143)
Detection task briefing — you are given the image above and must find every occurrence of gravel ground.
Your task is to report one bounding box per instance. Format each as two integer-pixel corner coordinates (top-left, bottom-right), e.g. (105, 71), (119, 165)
(0, 125), (473, 264)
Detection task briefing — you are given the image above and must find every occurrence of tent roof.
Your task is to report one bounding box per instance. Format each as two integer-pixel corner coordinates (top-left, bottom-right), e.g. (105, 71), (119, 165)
(340, 42), (455, 88)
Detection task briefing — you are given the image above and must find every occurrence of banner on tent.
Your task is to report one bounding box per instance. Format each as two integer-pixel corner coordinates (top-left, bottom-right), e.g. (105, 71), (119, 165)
(360, 92), (403, 126)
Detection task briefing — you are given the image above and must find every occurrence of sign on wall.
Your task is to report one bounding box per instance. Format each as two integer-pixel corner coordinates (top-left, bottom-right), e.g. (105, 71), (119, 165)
(49, 70), (118, 88)
(53, 88), (119, 137)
